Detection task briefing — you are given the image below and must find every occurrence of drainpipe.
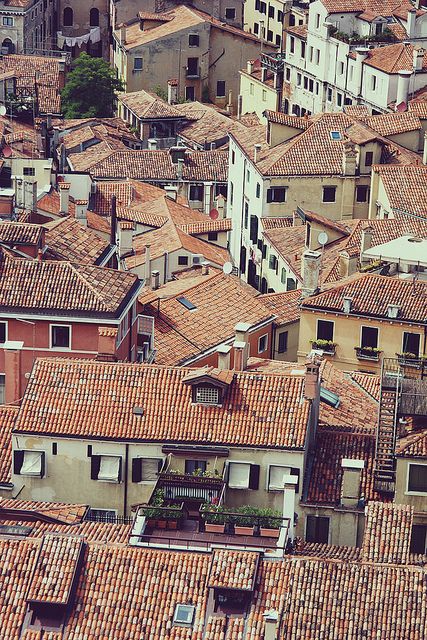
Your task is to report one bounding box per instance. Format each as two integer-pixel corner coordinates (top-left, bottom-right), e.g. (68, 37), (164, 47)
(123, 443), (129, 517)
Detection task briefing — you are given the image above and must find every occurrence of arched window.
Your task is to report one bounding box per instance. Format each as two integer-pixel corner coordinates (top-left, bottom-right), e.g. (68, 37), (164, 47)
(90, 8), (99, 27)
(2, 38), (15, 54)
(63, 7), (73, 27)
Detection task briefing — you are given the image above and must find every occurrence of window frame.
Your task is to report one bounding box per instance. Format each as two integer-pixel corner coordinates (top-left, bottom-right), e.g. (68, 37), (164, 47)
(356, 184), (370, 203)
(14, 450), (45, 478)
(402, 331), (421, 357)
(316, 319), (334, 342)
(0, 321), (7, 344)
(133, 57), (143, 71)
(50, 324), (71, 351)
(193, 385), (221, 406)
(267, 465), (300, 492)
(216, 80), (226, 97)
(173, 603), (195, 627)
(266, 187), (287, 203)
(91, 454), (122, 483)
(306, 515), (330, 543)
(406, 463), (427, 495)
(360, 325), (379, 349)
(132, 457), (163, 483)
(322, 185), (337, 203)
(278, 331), (288, 353)
(227, 461), (260, 490)
(2, 16), (14, 27)
(225, 7), (236, 20)
(258, 333), (268, 353)
(188, 33), (199, 47)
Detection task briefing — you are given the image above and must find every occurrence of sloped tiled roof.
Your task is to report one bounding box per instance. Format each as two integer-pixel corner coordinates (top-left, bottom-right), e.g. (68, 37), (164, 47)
(0, 499), (88, 524)
(306, 429), (381, 505)
(361, 502), (414, 565)
(14, 359), (311, 449)
(258, 289), (301, 325)
(0, 222), (43, 246)
(363, 43), (427, 74)
(302, 273), (427, 323)
(0, 406), (19, 484)
(351, 371), (380, 401)
(361, 112), (421, 136)
(373, 164), (427, 219)
(179, 218), (232, 234)
(118, 90), (183, 119)
(208, 549), (260, 590)
(396, 429), (427, 458)
(176, 101), (247, 146)
(26, 534), (84, 604)
(0, 247), (139, 316)
(44, 217), (111, 265)
(88, 149), (228, 182)
(142, 272), (274, 365)
(0, 536), (425, 638)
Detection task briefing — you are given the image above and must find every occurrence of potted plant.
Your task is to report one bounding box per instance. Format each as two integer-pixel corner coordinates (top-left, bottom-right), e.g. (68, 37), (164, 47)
(310, 339), (337, 355)
(355, 346), (382, 361)
(397, 352), (423, 368)
(259, 508), (282, 538)
(201, 503), (227, 534)
(164, 504), (183, 530)
(233, 505), (257, 536)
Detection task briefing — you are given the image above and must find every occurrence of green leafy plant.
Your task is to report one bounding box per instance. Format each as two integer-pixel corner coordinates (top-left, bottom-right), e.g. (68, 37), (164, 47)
(201, 503), (229, 525)
(61, 52), (124, 118)
(357, 346), (381, 353)
(153, 85), (168, 101)
(310, 339), (337, 350)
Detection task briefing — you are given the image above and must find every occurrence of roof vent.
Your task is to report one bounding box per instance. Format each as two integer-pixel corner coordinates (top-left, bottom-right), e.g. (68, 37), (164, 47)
(133, 406), (144, 416)
(387, 304), (399, 319)
(343, 296), (352, 314)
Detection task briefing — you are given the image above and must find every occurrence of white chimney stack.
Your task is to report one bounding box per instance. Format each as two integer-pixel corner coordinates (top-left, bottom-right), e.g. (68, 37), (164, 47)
(147, 138), (157, 150)
(407, 8), (416, 39)
(177, 158), (184, 180)
(247, 60), (254, 74)
(301, 249), (321, 298)
(145, 244), (151, 284)
(151, 269), (160, 290)
(254, 143), (261, 164)
(58, 183), (70, 214)
(201, 261), (210, 275)
(75, 200), (88, 227)
(343, 295), (352, 314)
(217, 343), (232, 370)
(164, 185), (178, 201)
(341, 458), (364, 508)
(282, 474), (298, 542)
(413, 47), (425, 71)
(167, 79), (178, 105)
(118, 221), (134, 258)
(396, 70), (412, 108)
(263, 610), (279, 640)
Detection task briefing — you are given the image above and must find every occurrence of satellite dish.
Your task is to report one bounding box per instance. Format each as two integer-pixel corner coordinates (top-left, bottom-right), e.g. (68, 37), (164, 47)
(318, 231), (329, 247)
(2, 146), (12, 158)
(0, 105), (6, 116)
(223, 262), (233, 275)
(209, 208), (219, 220)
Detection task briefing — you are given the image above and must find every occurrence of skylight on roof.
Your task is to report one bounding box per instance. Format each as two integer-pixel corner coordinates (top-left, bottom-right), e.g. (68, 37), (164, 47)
(177, 296), (196, 311)
(320, 387), (340, 408)
(330, 131), (342, 141)
(173, 604), (195, 626)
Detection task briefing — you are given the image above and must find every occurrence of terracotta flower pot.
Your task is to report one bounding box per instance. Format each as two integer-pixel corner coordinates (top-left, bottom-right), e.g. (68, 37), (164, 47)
(156, 520), (167, 529)
(234, 525), (255, 536)
(205, 523), (225, 534)
(167, 520), (178, 530)
(260, 527), (280, 538)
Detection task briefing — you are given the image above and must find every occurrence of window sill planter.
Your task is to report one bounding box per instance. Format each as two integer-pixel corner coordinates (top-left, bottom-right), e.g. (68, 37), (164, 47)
(205, 523), (226, 534)
(355, 347), (381, 362)
(260, 527), (280, 538)
(234, 525), (255, 536)
(397, 354), (424, 369)
(310, 340), (336, 355)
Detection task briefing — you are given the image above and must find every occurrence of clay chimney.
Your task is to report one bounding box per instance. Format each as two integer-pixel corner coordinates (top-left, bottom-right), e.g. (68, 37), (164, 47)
(303, 358), (320, 401)
(96, 328), (118, 362)
(339, 251), (358, 278)
(4, 341), (24, 404)
(201, 261), (210, 275)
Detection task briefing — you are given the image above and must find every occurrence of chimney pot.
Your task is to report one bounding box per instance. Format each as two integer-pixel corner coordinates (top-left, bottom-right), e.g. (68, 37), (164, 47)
(151, 269), (160, 290)
(282, 474), (298, 543)
(247, 59), (254, 74)
(343, 295), (352, 314)
(254, 143), (261, 164)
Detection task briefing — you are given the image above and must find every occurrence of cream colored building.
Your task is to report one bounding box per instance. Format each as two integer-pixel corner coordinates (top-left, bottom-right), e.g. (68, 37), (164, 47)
(112, 5), (266, 110)
(239, 57), (282, 119)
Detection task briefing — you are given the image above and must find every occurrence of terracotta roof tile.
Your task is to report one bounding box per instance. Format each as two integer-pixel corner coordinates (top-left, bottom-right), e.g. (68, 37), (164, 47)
(362, 502), (414, 564)
(261, 217), (293, 230)
(26, 534), (84, 604)
(119, 90), (183, 119)
(285, 24), (308, 39)
(0, 222), (43, 246)
(0, 406), (19, 484)
(208, 549), (260, 590)
(179, 218), (232, 234)
(143, 272), (274, 364)
(306, 429), (382, 504)
(176, 101), (248, 147)
(258, 289), (301, 324)
(361, 112), (421, 136)
(363, 42), (427, 74)
(0, 246), (139, 316)
(372, 164), (427, 219)
(351, 371), (380, 401)
(0, 499), (88, 524)
(396, 428), (427, 458)
(15, 359), (311, 449)
(302, 273), (427, 323)
(44, 217), (111, 265)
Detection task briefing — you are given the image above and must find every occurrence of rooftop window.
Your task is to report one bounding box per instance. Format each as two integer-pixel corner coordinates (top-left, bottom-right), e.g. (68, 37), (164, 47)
(194, 386), (219, 405)
(330, 131), (341, 141)
(320, 387), (340, 408)
(177, 296), (196, 311)
(173, 604), (195, 626)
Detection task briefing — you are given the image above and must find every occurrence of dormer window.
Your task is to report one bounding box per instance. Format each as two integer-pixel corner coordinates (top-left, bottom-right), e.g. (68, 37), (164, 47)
(173, 604), (195, 626)
(194, 385), (220, 405)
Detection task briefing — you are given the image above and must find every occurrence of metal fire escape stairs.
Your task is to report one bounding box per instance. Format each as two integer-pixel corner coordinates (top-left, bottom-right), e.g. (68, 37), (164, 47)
(374, 358), (402, 494)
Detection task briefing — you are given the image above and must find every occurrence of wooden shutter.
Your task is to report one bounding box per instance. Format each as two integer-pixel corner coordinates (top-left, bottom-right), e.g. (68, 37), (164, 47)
(117, 457), (122, 483)
(132, 458), (142, 483)
(13, 450), (24, 475)
(249, 464), (260, 490)
(90, 455), (101, 480)
(40, 452), (46, 478)
(266, 189), (272, 203)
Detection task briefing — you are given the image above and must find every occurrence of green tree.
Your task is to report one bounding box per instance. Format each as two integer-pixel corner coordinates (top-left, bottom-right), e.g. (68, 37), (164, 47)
(61, 53), (124, 119)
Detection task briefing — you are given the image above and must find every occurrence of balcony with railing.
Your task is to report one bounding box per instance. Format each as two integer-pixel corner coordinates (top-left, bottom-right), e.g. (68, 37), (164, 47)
(260, 52), (285, 73)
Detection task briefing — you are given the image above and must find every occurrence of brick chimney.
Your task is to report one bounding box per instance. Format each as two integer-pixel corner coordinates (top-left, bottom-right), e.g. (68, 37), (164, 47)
(342, 141), (357, 176)
(96, 327), (118, 362)
(4, 341), (24, 404)
(341, 458), (364, 508)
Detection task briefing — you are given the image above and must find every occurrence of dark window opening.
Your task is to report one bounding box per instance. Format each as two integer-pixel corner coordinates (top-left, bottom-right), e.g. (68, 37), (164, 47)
(322, 186), (336, 203)
(361, 326), (378, 349)
(188, 34), (199, 47)
(185, 460), (207, 474)
(63, 7), (73, 26)
(267, 187), (286, 203)
(225, 8), (236, 19)
(51, 325), (70, 349)
(250, 215), (259, 243)
(216, 80), (226, 97)
(89, 7), (99, 26)
(317, 320), (334, 342)
(306, 515), (329, 543)
(278, 331), (288, 353)
(365, 151), (373, 166)
(410, 524), (427, 554)
(403, 332), (420, 356)
(356, 185), (370, 202)
(408, 464), (427, 493)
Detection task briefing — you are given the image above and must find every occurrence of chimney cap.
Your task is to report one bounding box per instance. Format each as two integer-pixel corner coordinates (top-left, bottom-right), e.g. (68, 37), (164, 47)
(233, 340), (246, 349)
(234, 321), (252, 332)
(263, 608), (279, 621)
(283, 473), (299, 486)
(3, 340), (24, 350)
(341, 458), (365, 470)
(217, 343), (232, 354)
